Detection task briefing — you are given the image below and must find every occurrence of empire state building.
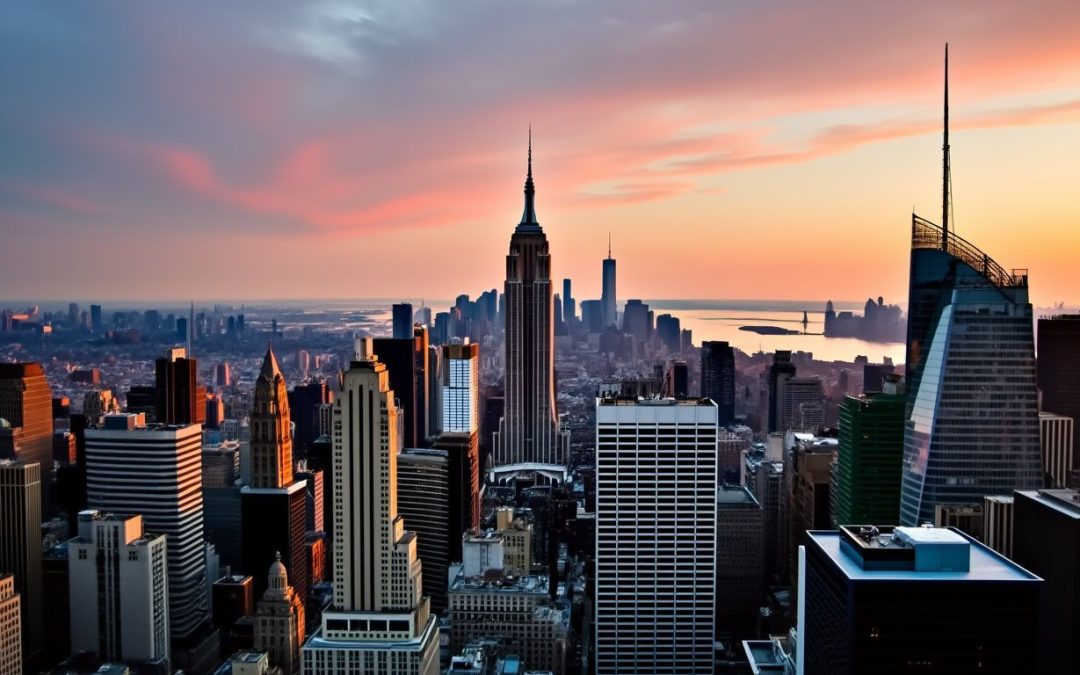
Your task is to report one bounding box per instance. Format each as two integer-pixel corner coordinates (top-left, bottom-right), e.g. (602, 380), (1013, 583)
(493, 135), (568, 481)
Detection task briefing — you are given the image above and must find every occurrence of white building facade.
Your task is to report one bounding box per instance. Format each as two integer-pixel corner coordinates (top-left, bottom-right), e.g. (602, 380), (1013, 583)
(85, 414), (208, 639)
(594, 397), (718, 674)
(301, 339), (439, 675)
(68, 511), (169, 663)
(441, 342), (479, 434)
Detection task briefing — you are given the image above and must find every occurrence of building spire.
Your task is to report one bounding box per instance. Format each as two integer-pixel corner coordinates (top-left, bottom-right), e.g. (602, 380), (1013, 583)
(608, 232), (612, 259)
(942, 43), (951, 251)
(518, 126), (539, 229)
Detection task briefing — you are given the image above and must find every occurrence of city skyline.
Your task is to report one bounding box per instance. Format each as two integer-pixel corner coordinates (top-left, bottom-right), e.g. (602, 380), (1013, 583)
(4, 2), (1080, 305)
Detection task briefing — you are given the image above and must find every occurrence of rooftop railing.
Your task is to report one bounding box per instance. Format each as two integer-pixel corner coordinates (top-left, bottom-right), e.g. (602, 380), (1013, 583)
(911, 214), (1028, 288)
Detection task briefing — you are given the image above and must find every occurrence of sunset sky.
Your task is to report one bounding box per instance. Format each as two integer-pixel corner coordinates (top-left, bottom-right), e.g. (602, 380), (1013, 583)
(3, 1), (1080, 306)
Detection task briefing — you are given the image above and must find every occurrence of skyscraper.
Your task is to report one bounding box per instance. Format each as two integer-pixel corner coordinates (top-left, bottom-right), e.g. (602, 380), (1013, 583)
(441, 342), (479, 434)
(396, 448), (451, 615)
(0, 574), (21, 673)
(90, 304), (102, 333)
(595, 397), (717, 674)
(289, 380), (332, 459)
(85, 414), (209, 642)
(393, 303), (414, 340)
(254, 553), (305, 675)
(1037, 315), (1080, 466)
(833, 376), (906, 527)
(0, 362), (54, 518)
(373, 336), (423, 449)
(494, 135), (567, 479)
(0, 460), (42, 661)
(900, 50), (1041, 526)
(767, 351), (796, 433)
(242, 347), (308, 606)
(68, 511), (170, 664)
(302, 339), (438, 674)
(622, 299), (651, 347)
(701, 341), (736, 425)
(154, 347), (206, 425)
(600, 235), (617, 328)
(715, 485), (764, 639)
(562, 278), (575, 324)
(1013, 489), (1080, 673)
(1040, 412), (1074, 488)
(801, 525), (1041, 674)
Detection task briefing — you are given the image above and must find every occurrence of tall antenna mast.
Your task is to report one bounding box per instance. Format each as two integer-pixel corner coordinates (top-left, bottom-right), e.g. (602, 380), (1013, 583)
(942, 43), (951, 251)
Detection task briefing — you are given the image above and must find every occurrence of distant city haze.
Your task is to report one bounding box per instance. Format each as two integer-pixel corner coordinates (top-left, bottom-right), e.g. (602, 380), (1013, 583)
(3, 2), (1080, 305)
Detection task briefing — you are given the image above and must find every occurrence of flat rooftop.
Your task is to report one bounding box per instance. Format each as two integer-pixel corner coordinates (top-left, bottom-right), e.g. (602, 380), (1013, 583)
(597, 396), (714, 406)
(717, 485), (760, 506)
(1017, 489), (1080, 520)
(809, 527), (1039, 582)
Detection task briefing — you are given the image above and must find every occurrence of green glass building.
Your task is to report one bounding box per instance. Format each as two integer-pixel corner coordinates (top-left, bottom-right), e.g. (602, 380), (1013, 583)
(834, 380), (906, 526)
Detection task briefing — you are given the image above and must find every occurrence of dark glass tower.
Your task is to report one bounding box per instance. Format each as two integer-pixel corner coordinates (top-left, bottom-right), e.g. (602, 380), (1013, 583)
(1037, 315), (1080, 466)
(900, 49), (1041, 526)
(154, 348), (206, 425)
(392, 303), (414, 340)
(701, 341), (736, 425)
(601, 236), (617, 328)
(494, 134), (566, 473)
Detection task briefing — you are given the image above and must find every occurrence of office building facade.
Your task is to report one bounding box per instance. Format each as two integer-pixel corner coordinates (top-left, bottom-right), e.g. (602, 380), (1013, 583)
(155, 347), (206, 426)
(1013, 489), (1080, 674)
(441, 342), (479, 434)
(68, 511), (170, 664)
(396, 448), (451, 615)
(715, 486), (763, 638)
(833, 378), (906, 527)
(0, 460), (42, 661)
(1037, 315), (1080, 466)
(701, 341), (736, 426)
(595, 397), (717, 674)
(301, 339), (438, 674)
(1039, 412), (1074, 488)
(85, 415), (209, 640)
(0, 362), (54, 519)
(803, 526), (1041, 674)
(0, 574), (21, 673)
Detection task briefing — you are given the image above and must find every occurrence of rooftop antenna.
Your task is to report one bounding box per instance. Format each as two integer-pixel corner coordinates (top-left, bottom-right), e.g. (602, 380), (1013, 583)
(942, 43), (952, 251)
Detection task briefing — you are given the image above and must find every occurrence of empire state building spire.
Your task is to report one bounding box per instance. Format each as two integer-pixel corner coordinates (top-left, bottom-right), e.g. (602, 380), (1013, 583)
(518, 127), (540, 230)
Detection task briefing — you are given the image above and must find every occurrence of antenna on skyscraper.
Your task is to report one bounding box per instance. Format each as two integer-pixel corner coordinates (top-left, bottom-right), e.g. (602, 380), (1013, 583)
(608, 232), (612, 259)
(942, 43), (952, 251)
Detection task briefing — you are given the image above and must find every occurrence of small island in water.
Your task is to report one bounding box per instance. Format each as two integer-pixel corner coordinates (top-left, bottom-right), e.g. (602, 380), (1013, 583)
(739, 325), (801, 336)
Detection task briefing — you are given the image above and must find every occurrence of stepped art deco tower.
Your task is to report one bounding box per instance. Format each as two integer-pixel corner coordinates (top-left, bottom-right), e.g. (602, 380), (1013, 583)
(899, 46), (1042, 526)
(302, 338), (438, 675)
(492, 133), (569, 483)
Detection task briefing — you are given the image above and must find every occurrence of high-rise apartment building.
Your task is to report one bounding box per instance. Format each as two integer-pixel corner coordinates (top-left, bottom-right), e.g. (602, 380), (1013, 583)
(900, 57), (1041, 526)
(595, 397), (717, 674)
(441, 342), (479, 434)
(1039, 412), (1074, 488)
(701, 341), (736, 426)
(802, 525), (1041, 674)
(393, 303), (414, 340)
(0, 460), (42, 661)
(0, 574), (21, 673)
(68, 511), (170, 664)
(301, 339), (438, 674)
(254, 553), (305, 675)
(85, 414), (209, 641)
(242, 347), (308, 606)
(494, 138), (566, 479)
(1037, 315), (1080, 466)
(767, 351), (797, 433)
(0, 362), (54, 518)
(1013, 489), (1080, 674)
(833, 377), (906, 527)
(600, 239), (617, 329)
(154, 347), (206, 425)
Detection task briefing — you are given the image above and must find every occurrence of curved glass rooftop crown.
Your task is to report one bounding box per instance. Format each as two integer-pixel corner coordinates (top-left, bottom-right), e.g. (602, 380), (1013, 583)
(911, 214), (1027, 289)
